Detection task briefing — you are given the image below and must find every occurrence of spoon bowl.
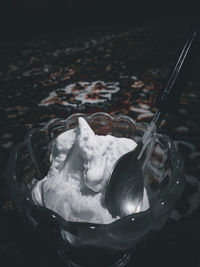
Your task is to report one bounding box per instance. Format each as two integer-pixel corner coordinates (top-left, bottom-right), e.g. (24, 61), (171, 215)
(105, 141), (148, 217)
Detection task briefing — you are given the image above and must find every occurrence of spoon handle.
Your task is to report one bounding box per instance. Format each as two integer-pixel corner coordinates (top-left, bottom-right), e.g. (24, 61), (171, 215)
(155, 26), (200, 123)
(139, 26), (200, 159)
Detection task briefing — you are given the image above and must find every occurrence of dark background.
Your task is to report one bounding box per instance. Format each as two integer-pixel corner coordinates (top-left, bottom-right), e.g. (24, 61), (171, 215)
(0, 0), (198, 40)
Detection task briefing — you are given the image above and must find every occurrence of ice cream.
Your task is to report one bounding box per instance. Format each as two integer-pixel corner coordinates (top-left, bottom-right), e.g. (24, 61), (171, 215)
(31, 117), (148, 224)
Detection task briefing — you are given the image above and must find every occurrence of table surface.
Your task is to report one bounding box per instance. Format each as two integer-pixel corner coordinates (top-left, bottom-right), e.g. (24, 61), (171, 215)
(0, 18), (200, 267)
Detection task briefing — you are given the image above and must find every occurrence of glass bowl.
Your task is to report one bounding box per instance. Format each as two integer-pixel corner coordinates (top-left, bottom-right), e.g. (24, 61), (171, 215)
(5, 112), (185, 267)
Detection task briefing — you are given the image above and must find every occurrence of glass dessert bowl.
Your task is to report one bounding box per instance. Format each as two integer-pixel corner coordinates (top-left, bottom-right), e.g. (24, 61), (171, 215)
(5, 112), (185, 267)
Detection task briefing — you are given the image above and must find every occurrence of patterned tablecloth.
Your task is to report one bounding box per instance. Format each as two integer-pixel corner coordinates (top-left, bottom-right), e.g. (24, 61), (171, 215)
(0, 19), (200, 267)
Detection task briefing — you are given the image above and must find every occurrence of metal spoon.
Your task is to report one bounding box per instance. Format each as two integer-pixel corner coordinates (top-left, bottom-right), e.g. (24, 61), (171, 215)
(105, 26), (199, 218)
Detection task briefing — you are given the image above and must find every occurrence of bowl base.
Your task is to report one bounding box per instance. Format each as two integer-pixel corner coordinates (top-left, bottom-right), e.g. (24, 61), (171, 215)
(58, 248), (134, 267)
